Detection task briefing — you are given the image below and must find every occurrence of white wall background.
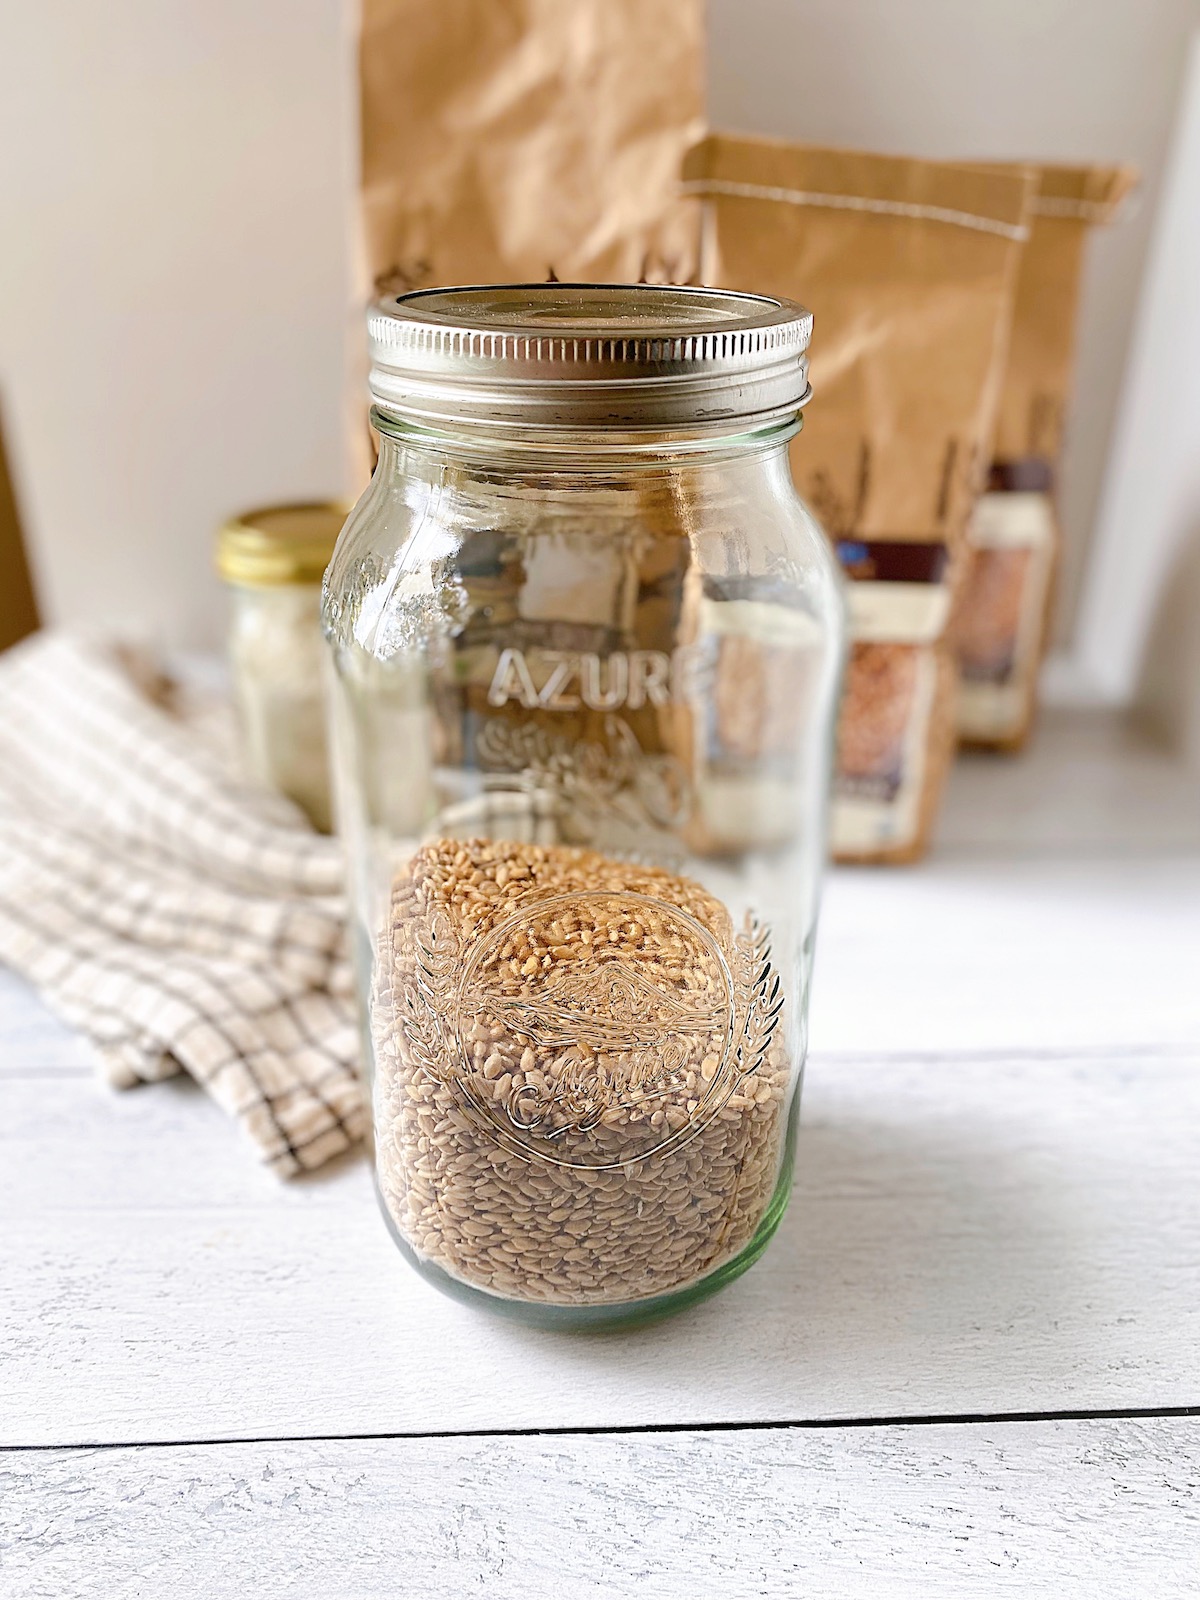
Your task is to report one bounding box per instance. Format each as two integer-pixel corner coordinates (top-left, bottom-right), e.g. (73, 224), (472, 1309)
(1, 0), (1197, 679)
(1083, 34), (1200, 739)
(0, 1), (352, 651)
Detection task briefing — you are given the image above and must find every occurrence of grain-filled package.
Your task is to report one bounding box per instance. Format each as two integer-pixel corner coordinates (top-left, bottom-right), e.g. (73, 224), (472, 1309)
(954, 163), (1136, 749)
(682, 135), (1035, 862)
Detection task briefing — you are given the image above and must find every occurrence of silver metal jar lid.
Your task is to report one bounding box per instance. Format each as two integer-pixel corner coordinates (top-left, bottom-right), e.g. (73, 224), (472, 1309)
(367, 283), (813, 434)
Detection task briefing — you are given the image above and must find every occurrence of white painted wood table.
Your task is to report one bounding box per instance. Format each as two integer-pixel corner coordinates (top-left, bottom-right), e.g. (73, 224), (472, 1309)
(3, 712), (1199, 1598)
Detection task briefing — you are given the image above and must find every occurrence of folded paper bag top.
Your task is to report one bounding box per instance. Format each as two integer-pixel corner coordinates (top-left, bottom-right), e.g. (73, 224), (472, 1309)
(991, 161), (1138, 469)
(681, 134), (1036, 548)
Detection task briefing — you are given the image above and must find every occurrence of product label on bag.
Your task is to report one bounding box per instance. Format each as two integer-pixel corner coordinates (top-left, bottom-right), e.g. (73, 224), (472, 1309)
(831, 642), (938, 853)
(831, 540), (950, 853)
(956, 491), (1056, 741)
(836, 540), (952, 644)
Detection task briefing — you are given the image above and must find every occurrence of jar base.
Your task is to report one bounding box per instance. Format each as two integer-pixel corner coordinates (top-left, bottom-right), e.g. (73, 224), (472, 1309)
(372, 1103), (799, 1331)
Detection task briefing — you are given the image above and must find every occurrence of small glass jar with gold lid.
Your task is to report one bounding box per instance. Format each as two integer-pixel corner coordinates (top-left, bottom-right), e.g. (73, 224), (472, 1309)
(216, 503), (346, 833)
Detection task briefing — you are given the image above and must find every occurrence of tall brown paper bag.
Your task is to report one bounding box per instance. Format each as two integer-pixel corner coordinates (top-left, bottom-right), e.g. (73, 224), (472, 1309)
(359, 0), (704, 295)
(954, 163), (1137, 750)
(351, 0), (705, 482)
(683, 134), (1035, 862)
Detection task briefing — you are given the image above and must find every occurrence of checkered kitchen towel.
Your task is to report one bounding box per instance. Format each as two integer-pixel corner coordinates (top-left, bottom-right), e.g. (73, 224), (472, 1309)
(0, 631), (363, 1175)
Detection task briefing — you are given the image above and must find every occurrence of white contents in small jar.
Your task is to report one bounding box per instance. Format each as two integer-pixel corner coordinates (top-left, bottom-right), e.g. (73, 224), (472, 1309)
(217, 503), (345, 833)
(228, 582), (332, 832)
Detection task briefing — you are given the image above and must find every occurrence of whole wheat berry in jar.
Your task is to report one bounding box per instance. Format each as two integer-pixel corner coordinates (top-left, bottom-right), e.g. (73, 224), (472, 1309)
(323, 285), (844, 1327)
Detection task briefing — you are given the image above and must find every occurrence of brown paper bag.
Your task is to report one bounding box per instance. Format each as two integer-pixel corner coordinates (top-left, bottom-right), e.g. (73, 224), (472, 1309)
(359, 0), (704, 296)
(955, 163), (1137, 749)
(683, 134), (1035, 861)
(351, 0), (705, 483)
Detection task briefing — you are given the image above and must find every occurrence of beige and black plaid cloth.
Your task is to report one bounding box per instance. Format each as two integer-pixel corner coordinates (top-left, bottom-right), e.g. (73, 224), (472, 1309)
(0, 631), (364, 1175)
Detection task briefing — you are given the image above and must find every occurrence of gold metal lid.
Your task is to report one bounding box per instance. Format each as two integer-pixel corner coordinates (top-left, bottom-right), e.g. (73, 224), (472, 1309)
(367, 283), (813, 435)
(215, 502), (348, 587)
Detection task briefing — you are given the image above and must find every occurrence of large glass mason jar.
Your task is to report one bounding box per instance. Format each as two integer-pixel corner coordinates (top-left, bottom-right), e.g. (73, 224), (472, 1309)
(324, 285), (844, 1327)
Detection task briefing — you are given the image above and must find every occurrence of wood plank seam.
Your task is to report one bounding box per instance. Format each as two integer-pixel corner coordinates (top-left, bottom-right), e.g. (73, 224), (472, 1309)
(6, 1401), (1200, 1454)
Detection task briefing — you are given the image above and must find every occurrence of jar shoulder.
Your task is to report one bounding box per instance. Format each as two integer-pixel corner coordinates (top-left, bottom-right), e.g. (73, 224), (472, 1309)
(324, 463), (845, 655)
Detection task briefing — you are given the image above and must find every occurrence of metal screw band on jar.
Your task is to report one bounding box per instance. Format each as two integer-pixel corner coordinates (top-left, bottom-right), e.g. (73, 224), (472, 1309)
(367, 283), (813, 435)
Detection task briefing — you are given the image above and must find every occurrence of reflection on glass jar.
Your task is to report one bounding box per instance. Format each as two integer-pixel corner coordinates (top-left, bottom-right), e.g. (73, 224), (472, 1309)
(324, 285), (844, 1327)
